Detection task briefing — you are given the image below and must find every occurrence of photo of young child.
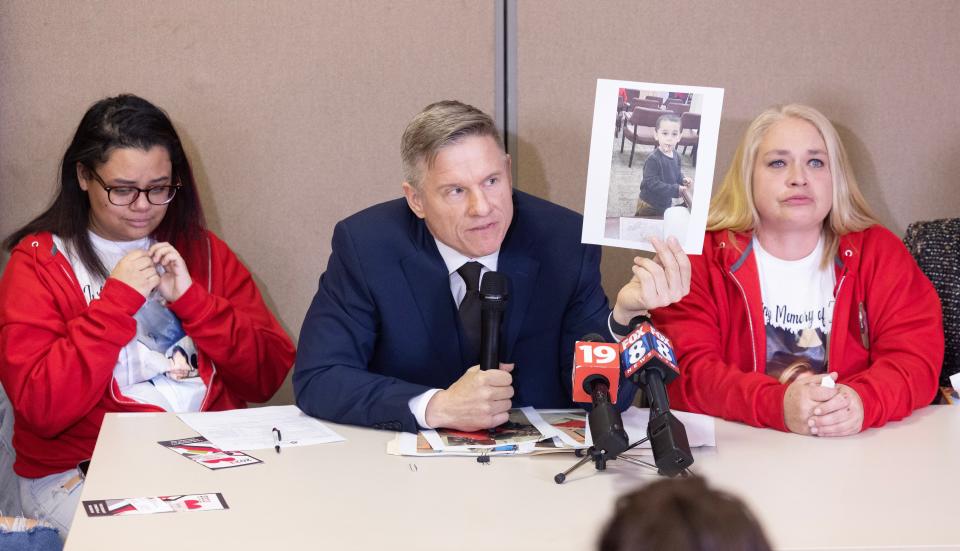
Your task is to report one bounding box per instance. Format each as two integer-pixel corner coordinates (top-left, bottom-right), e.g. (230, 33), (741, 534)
(607, 88), (700, 243)
(581, 79), (724, 255)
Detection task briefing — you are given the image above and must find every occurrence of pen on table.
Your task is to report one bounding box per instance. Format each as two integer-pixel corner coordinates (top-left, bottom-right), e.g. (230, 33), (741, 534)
(272, 427), (282, 454)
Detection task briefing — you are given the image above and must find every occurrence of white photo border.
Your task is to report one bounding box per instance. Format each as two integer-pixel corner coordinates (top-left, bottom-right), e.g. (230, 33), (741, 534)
(581, 79), (724, 254)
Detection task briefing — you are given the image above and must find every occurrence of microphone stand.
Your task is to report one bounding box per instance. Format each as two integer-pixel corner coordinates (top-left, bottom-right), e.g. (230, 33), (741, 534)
(555, 319), (696, 483)
(553, 435), (693, 484)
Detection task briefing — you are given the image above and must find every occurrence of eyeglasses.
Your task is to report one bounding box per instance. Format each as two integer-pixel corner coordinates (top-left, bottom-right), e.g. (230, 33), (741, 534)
(85, 166), (181, 206)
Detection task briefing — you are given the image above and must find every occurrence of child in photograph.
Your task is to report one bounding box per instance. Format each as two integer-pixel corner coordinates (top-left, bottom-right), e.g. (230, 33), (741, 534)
(635, 114), (692, 218)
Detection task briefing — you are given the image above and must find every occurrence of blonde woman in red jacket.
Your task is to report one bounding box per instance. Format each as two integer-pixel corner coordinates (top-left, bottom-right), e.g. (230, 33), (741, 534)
(655, 104), (942, 436)
(0, 95), (295, 536)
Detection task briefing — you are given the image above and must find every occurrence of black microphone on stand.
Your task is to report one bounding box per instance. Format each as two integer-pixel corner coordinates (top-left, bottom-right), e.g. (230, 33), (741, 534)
(478, 272), (509, 371)
(555, 317), (693, 484)
(619, 315), (694, 477)
(554, 333), (629, 483)
(573, 334), (629, 459)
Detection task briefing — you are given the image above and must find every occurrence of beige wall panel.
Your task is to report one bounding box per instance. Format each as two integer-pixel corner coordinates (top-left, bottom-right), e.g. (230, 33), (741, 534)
(0, 1), (495, 405)
(516, 0), (960, 299)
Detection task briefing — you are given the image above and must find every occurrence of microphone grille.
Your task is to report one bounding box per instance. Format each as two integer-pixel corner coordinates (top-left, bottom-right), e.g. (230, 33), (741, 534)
(479, 271), (509, 300)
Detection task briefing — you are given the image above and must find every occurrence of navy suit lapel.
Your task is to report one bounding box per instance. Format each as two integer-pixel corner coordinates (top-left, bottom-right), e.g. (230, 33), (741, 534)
(498, 200), (540, 362)
(499, 248), (538, 362)
(399, 218), (463, 379)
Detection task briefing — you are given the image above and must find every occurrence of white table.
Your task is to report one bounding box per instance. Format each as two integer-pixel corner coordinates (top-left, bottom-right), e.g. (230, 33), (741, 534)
(65, 406), (960, 550)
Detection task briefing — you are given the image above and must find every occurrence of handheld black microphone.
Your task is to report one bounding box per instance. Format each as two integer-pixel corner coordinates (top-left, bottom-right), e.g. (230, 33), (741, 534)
(619, 316), (693, 477)
(479, 272), (509, 371)
(575, 333), (629, 458)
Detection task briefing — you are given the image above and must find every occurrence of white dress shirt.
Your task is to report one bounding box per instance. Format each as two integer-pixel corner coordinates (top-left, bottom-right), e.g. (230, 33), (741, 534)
(407, 238), (499, 429)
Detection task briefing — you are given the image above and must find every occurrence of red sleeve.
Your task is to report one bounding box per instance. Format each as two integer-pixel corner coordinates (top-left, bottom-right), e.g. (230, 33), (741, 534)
(0, 252), (144, 438)
(655, 251), (790, 431)
(168, 234), (294, 404)
(843, 228), (942, 428)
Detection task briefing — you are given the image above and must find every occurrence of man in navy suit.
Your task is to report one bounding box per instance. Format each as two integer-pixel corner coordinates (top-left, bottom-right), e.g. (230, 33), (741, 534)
(294, 101), (689, 433)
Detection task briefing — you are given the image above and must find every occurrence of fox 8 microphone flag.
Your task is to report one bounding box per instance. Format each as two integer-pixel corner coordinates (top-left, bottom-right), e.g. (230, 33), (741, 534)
(621, 323), (678, 378)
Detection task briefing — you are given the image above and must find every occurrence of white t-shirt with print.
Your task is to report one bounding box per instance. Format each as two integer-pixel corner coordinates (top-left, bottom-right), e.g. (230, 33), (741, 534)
(753, 236), (836, 384)
(53, 232), (206, 412)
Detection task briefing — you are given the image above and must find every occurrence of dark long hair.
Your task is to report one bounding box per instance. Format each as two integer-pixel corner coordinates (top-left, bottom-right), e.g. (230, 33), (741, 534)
(4, 94), (207, 279)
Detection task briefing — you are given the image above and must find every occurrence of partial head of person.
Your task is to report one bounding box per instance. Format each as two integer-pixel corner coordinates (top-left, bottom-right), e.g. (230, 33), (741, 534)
(654, 113), (682, 155)
(707, 103), (876, 266)
(4, 94), (206, 279)
(599, 476), (771, 551)
(400, 100), (513, 259)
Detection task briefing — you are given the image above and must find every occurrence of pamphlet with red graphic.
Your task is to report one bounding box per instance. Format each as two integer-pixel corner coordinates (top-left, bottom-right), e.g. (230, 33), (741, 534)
(83, 493), (229, 516)
(158, 436), (262, 469)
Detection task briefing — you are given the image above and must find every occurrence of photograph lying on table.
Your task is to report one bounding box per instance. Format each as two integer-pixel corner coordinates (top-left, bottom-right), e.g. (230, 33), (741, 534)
(157, 437), (262, 470)
(389, 408), (589, 457)
(537, 409), (588, 448)
(581, 78), (724, 254)
(428, 407), (547, 450)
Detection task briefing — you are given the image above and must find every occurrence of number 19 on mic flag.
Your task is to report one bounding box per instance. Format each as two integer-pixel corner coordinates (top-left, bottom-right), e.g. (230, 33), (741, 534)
(572, 341), (621, 403)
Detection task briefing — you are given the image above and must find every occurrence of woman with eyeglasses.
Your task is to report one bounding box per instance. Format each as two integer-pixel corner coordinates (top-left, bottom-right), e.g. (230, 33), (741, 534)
(0, 94), (295, 537)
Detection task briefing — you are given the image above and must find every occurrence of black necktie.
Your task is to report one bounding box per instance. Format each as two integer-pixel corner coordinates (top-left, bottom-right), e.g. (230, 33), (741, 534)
(457, 261), (483, 360)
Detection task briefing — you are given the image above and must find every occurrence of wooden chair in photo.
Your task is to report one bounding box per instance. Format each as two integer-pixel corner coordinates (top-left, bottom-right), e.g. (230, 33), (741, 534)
(679, 111), (701, 165)
(632, 98), (661, 111)
(616, 95), (627, 137)
(620, 107), (663, 168)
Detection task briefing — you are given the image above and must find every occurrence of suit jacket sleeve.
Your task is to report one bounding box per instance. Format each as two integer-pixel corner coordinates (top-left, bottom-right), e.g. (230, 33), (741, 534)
(293, 221), (429, 432)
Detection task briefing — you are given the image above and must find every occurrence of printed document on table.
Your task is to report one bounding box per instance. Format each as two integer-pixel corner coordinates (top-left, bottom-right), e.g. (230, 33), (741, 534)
(584, 407), (716, 451)
(422, 407), (547, 451)
(177, 405), (345, 451)
(388, 407), (584, 457)
(621, 407), (715, 447)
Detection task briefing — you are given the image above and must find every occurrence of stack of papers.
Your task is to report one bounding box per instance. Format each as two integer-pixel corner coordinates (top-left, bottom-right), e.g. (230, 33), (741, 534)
(177, 405), (345, 451)
(390, 407), (588, 457)
(612, 408), (716, 450)
(388, 406), (716, 457)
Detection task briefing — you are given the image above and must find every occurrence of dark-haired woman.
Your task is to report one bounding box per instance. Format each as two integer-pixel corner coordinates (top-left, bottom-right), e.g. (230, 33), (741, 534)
(0, 95), (295, 535)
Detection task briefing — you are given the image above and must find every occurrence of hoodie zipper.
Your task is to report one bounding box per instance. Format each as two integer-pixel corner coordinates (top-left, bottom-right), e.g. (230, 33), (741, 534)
(727, 269), (759, 373)
(197, 236), (216, 411)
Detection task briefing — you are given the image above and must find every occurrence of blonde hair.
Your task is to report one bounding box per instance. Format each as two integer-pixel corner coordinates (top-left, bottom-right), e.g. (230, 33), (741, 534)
(401, 100), (504, 188)
(708, 104), (878, 265)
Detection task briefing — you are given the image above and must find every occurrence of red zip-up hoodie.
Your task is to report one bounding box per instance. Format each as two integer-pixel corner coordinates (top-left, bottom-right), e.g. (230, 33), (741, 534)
(655, 225), (942, 431)
(0, 231), (295, 477)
